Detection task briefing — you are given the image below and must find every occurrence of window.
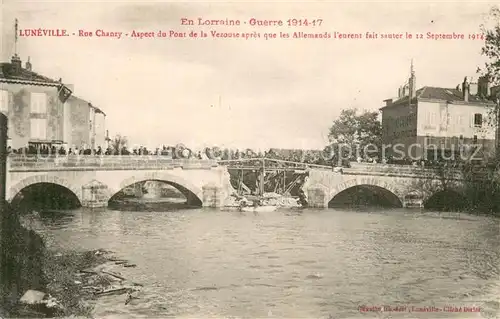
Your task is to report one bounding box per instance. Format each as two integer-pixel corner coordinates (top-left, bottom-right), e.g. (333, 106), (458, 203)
(0, 90), (8, 113)
(30, 118), (47, 140)
(473, 135), (478, 144)
(30, 92), (47, 113)
(474, 113), (482, 127)
(429, 112), (437, 125)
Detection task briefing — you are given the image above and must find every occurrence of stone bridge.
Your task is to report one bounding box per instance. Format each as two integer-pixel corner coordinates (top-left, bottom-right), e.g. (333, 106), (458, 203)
(303, 162), (488, 208)
(7, 155), (233, 208)
(6, 155), (488, 209)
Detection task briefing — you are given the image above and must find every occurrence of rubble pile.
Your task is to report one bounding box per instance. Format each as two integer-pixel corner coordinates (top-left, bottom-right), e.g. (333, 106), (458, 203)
(224, 192), (301, 208)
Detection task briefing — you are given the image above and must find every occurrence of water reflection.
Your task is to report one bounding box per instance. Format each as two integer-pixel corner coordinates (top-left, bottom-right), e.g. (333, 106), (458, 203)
(22, 208), (500, 318)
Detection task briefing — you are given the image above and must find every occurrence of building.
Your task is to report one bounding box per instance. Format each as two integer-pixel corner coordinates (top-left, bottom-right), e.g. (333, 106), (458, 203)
(380, 64), (497, 162)
(0, 54), (105, 152)
(65, 96), (106, 150)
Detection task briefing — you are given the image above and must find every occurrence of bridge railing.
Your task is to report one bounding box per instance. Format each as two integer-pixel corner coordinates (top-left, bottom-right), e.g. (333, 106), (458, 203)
(7, 155), (219, 170)
(346, 162), (439, 174)
(345, 162), (490, 179)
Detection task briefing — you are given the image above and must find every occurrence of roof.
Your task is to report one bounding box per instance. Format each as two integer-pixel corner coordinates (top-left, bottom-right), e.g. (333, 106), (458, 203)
(419, 86), (493, 103)
(0, 58), (106, 114)
(381, 86), (496, 110)
(67, 95), (106, 116)
(0, 62), (60, 85)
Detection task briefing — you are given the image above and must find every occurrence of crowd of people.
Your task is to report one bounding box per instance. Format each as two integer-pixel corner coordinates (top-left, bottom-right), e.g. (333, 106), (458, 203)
(7, 144), (332, 163)
(7, 143), (479, 169)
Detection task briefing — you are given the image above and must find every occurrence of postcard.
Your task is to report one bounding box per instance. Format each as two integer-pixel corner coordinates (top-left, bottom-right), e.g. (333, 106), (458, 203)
(0, 1), (499, 318)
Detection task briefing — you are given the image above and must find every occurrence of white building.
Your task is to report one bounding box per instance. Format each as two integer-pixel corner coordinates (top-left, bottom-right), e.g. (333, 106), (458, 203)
(381, 67), (497, 161)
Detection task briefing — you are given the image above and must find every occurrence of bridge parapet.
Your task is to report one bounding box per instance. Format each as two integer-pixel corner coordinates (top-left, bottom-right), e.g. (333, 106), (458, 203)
(343, 162), (490, 180)
(7, 155), (219, 171)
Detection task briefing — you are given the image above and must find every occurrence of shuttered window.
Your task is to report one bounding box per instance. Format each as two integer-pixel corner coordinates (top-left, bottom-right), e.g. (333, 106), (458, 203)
(474, 113), (483, 127)
(30, 92), (47, 113)
(30, 118), (47, 139)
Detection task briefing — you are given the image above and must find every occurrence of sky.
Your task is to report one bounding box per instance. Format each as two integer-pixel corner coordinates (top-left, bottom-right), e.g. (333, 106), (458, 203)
(1, 1), (498, 150)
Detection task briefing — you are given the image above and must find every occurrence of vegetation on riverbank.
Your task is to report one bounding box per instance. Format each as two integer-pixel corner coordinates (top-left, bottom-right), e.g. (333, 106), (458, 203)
(6, 249), (106, 317)
(1, 202), (46, 315)
(1, 201), (141, 317)
(6, 246), (142, 318)
(413, 161), (500, 215)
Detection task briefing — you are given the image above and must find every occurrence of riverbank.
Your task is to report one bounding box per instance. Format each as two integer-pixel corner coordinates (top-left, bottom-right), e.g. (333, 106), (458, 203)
(6, 248), (142, 317)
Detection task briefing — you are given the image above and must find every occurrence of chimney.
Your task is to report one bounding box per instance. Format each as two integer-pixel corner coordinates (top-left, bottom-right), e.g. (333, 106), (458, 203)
(492, 85), (500, 100)
(462, 76), (469, 102)
(478, 75), (491, 98)
(25, 56), (32, 71)
(384, 98), (393, 106)
(469, 81), (478, 96)
(10, 54), (22, 74)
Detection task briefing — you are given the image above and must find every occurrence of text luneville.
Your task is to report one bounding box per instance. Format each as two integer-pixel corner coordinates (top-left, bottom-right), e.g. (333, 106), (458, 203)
(19, 29), (68, 37)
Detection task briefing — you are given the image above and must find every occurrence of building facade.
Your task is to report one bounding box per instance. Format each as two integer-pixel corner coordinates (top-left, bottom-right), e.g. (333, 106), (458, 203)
(381, 68), (497, 162)
(65, 96), (106, 150)
(0, 55), (105, 152)
(93, 105), (106, 149)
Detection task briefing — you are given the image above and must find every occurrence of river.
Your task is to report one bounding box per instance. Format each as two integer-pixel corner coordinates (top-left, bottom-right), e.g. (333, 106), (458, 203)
(23, 208), (500, 318)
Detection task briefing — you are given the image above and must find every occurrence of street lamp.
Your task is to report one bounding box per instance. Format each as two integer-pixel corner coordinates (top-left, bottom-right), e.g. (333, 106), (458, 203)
(0, 113), (7, 207)
(496, 93), (500, 152)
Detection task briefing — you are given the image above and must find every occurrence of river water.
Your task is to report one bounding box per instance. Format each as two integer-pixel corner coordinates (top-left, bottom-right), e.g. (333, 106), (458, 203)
(24, 208), (500, 318)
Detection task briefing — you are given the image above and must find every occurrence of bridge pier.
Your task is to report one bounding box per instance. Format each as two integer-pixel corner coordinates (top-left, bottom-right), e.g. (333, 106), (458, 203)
(202, 184), (225, 208)
(81, 181), (109, 208)
(306, 185), (329, 208)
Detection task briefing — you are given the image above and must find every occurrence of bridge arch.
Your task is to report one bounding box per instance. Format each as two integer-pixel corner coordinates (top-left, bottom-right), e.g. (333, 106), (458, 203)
(8, 174), (83, 205)
(110, 171), (204, 206)
(422, 186), (469, 210)
(328, 177), (404, 207)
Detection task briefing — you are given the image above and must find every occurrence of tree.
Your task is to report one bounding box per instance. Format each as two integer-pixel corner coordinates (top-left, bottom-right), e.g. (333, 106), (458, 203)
(111, 134), (128, 153)
(478, 6), (500, 133)
(478, 6), (500, 86)
(328, 108), (382, 161)
(455, 6), (500, 214)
